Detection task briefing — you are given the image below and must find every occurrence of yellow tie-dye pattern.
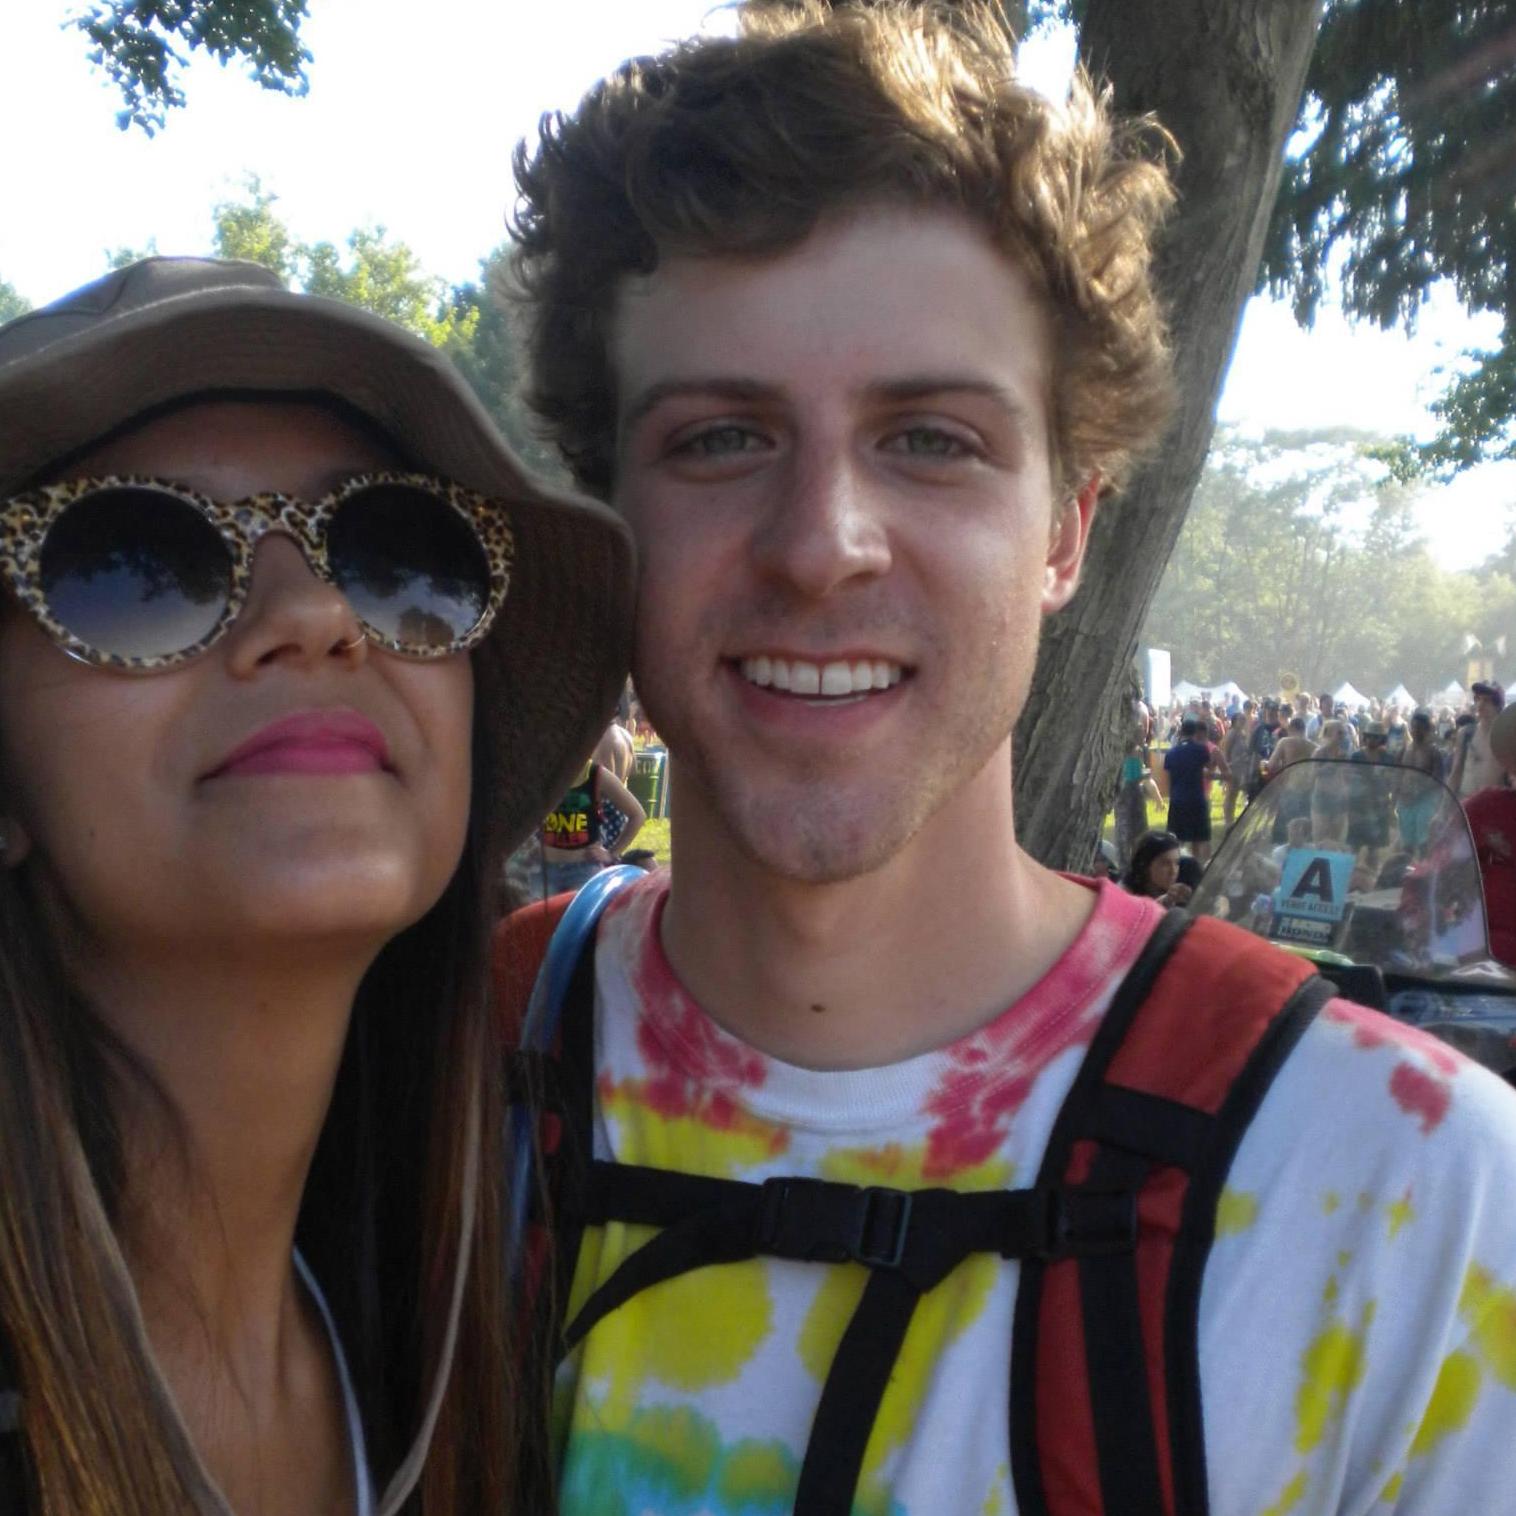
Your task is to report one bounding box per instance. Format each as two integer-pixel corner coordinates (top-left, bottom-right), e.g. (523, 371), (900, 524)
(1408, 1350), (1482, 1457)
(1295, 1302), (1376, 1454)
(1378, 1471), (1404, 1503)
(600, 1077), (791, 1175)
(1322, 1191), (1340, 1215)
(981, 1462), (1010, 1514)
(1458, 1264), (1516, 1389)
(1385, 1190), (1415, 1240)
(1216, 1187), (1260, 1237)
(794, 1144), (1011, 1512)
(1257, 1468), (1309, 1515)
(799, 1252), (1002, 1483)
(567, 1220), (775, 1407)
(819, 1141), (1014, 1193)
(718, 1442), (794, 1507)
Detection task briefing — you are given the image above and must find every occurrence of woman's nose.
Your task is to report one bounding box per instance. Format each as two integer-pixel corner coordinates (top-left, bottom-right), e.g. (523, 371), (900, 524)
(219, 536), (366, 675)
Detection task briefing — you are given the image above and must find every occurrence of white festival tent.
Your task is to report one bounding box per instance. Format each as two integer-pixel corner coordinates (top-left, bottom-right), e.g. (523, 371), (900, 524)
(1171, 678), (1246, 706)
(1383, 684), (1417, 711)
(1433, 681), (1466, 708)
(1332, 682), (1370, 709)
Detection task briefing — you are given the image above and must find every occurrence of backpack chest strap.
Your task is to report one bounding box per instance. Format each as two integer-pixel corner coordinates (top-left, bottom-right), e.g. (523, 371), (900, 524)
(561, 1160), (1139, 1353)
(561, 1159), (1144, 1516)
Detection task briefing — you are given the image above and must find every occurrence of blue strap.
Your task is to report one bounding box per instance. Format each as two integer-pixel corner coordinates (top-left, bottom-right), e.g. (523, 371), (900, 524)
(520, 866), (642, 1051)
(507, 866), (642, 1275)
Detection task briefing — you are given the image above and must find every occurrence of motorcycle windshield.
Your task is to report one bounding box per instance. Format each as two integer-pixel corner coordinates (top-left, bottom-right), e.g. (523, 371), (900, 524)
(1190, 758), (1490, 976)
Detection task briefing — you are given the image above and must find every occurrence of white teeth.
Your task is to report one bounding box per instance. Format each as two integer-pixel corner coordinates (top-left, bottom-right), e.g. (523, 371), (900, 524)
(739, 655), (905, 696)
(820, 661), (853, 696)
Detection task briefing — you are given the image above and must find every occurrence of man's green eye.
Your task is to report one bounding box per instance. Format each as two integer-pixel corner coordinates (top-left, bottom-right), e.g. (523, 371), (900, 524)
(680, 426), (760, 455)
(889, 428), (968, 456)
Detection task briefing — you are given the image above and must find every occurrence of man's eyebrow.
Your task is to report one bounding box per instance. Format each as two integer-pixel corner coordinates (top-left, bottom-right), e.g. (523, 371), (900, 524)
(619, 373), (1035, 431)
(863, 375), (1033, 425)
(620, 377), (782, 430)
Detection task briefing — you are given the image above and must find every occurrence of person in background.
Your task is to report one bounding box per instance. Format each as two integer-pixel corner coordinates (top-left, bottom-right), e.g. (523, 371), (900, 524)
(1347, 720), (1399, 869)
(0, 258), (634, 1512)
(1263, 714), (1316, 843)
(593, 715), (635, 782)
(1246, 697), (1282, 800)
(1114, 737), (1162, 867)
(1122, 830), (1191, 907)
(1310, 718), (1354, 842)
(1305, 691), (1332, 741)
(540, 756), (647, 894)
(1398, 708), (1445, 856)
(1384, 706), (1409, 759)
(1221, 710), (1253, 829)
(1166, 716), (1228, 863)
(1451, 680), (1506, 799)
(1464, 705), (1516, 966)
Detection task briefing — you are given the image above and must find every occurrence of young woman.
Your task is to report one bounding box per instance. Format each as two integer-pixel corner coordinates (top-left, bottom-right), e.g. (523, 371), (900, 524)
(1122, 830), (1191, 908)
(539, 755), (647, 894)
(0, 259), (634, 1514)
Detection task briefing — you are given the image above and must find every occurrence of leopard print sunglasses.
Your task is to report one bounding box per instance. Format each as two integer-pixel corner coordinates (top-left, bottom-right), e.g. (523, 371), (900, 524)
(0, 472), (514, 671)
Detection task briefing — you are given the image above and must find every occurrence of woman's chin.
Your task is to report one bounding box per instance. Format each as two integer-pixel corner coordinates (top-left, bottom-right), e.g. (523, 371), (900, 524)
(175, 843), (456, 950)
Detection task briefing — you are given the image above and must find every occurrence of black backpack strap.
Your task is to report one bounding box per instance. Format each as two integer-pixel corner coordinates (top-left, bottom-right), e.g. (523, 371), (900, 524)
(1010, 910), (1332, 1516)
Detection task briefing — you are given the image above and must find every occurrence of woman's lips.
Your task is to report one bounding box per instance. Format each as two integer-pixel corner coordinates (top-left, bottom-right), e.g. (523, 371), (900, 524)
(207, 709), (392, 779)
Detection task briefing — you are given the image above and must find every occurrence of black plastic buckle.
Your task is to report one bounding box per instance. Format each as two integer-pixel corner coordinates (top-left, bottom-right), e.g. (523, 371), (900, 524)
(854, 1186), (914, 1269)
(1039, 1187), (1139, 1259)
(756, 1178), (915, 1269)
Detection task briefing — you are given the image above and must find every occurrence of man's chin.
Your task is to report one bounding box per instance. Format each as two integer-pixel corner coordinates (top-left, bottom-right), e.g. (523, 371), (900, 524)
(726, 802), (920, 886)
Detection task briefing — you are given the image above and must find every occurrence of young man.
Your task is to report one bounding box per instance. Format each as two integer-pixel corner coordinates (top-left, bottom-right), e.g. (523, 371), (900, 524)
(504, 5), (1516, 1512)
(1246, 697), (1283, 799)
(1451, 680), (1507, 798)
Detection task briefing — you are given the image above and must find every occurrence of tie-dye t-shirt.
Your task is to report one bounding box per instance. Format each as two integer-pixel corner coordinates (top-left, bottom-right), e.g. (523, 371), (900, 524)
(555, 872), (1516, 1516)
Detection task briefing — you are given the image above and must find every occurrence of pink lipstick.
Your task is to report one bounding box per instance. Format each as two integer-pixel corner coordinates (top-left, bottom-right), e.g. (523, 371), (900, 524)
(208, 709), (391, 779)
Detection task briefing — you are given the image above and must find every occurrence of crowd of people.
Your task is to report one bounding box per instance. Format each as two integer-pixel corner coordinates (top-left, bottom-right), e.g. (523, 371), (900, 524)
(1116, 680), (1515, 963)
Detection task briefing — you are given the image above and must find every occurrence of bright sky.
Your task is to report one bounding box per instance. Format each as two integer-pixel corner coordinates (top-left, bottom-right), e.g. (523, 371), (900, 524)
(5, 0), (1511, 570)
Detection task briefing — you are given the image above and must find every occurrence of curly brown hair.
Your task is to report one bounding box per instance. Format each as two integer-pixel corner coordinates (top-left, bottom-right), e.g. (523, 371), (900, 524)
(510, 0), (1177, 502)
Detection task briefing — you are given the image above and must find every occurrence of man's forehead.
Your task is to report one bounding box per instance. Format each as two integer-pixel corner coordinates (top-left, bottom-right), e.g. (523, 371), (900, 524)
(609, 205), (1053, 422)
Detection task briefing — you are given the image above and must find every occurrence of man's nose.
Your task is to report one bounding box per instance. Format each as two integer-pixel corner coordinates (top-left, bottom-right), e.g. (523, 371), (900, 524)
(220, 535), (367, 675)
(750, 445), (892, 598)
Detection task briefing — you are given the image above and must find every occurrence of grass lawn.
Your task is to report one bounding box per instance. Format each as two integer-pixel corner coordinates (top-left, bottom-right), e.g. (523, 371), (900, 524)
(638, 816), (672, 863)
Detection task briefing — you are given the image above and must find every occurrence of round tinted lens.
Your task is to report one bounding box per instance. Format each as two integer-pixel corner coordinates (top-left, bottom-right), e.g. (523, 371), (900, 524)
(326, 484), (491, 651)
(39, 487), (232, 661)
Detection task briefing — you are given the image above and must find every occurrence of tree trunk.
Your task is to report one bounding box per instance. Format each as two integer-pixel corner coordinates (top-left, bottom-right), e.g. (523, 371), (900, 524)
(1013, 0), (1324, 866)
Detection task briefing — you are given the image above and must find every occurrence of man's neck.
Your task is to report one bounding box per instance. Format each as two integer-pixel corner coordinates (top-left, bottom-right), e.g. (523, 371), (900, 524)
(660, 751), (1096, 1070)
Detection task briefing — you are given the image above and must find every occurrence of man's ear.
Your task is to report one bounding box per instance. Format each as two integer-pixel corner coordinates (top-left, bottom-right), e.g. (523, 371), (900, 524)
(1042, 473), (1101, 614)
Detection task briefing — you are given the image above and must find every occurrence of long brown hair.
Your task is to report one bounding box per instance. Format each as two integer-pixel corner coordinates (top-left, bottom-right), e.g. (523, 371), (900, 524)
(0, 645), (518, 1511)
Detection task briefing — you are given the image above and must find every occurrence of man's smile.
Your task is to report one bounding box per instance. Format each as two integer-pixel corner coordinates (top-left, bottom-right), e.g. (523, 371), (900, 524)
(735, 654), (907, 698)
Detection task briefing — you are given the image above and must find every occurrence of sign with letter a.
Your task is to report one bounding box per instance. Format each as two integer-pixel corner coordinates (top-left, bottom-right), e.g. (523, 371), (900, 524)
(1275, 849), (1354, 926)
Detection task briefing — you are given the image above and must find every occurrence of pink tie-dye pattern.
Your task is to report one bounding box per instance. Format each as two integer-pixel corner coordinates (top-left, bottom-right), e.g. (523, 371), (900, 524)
(1323, 998), (1460, 1135)
(598, 874), (1160, 1165)
(919, 883), (1161, 1177)
(600, 880), (770, 1123)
